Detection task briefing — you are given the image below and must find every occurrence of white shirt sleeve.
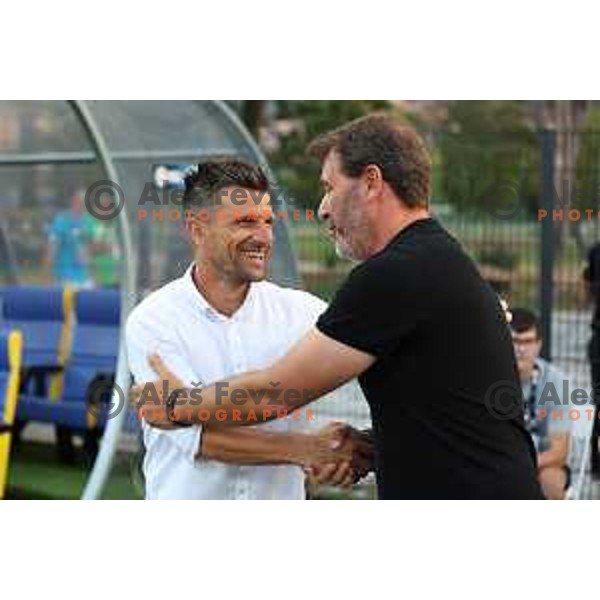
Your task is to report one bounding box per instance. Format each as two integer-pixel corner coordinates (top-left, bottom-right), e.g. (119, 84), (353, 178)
(126, 308), (203, 465)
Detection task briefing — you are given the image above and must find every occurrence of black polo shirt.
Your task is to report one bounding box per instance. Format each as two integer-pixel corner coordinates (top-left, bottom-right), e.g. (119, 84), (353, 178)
(316, 218), (542, 499)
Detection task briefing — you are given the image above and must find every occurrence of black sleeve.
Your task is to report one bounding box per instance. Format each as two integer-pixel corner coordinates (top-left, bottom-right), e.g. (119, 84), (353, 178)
(316, 250), (427, 357)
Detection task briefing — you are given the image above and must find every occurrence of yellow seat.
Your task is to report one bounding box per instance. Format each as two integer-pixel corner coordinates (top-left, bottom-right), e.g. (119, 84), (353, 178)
(48, 285), (75, 400)
(0, 329), (23, 499)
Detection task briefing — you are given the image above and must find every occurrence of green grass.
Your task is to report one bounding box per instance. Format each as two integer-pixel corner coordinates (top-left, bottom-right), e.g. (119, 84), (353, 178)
(6, 441), (143, 500)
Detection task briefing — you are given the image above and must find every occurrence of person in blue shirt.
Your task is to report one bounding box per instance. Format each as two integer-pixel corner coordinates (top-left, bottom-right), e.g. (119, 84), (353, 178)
(511, 308), (572, 499)
(45, 189), (95, 287)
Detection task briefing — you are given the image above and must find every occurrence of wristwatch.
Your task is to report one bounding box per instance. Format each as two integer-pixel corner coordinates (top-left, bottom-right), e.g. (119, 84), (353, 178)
(166, 388), (193, 428)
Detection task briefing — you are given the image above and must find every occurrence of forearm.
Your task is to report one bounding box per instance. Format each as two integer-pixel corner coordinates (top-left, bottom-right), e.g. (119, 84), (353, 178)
(199, 426), (314, 466)
(538, 434), (569, 469)
(171, 370), (317, 426)
(136, 330), (375, 429)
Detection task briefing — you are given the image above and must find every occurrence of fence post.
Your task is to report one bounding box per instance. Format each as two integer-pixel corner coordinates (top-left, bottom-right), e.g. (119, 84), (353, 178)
(540, 129), (556, 360)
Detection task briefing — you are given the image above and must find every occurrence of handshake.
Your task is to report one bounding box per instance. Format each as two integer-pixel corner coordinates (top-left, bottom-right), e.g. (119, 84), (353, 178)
(301, 423), (374, 490)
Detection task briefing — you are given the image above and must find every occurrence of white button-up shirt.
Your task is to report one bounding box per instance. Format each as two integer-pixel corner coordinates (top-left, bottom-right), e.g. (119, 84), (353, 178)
(126, 265), (365, 499)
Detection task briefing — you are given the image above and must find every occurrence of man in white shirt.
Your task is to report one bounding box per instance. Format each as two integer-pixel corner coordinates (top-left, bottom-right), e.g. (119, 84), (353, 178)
(126, 160), (372, 499)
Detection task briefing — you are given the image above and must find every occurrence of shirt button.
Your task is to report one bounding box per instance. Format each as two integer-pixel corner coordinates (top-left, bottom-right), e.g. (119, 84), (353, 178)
(205, 308), (219, 322)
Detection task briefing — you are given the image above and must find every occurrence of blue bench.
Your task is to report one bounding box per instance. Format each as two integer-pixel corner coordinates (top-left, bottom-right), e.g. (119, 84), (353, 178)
(0, 285), (71, 373)
(17, 289), (120, 432)
(0, 286), (73, 400)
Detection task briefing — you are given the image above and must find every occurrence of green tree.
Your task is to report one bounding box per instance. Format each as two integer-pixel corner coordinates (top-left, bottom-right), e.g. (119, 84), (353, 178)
(438, 101), (538, 216)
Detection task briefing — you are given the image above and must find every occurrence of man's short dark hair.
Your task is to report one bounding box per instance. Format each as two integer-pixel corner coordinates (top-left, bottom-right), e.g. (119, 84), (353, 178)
(183, 159), (269, 210)
(307, 114), (431, 208)
(510, 307), (542, 338)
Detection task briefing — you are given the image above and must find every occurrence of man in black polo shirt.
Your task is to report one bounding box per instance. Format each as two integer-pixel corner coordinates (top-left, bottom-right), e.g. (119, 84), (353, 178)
(313, 216), (543, 499)
(135, 114), (542, 499)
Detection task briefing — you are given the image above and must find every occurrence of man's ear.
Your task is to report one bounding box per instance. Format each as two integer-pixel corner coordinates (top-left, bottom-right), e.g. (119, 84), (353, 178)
(186, 218), (205, 247)
(364, 164), (384, 199)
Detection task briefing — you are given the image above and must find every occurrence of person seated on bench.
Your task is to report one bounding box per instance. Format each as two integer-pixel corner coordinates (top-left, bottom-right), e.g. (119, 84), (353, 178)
(510, 308), (571, 499)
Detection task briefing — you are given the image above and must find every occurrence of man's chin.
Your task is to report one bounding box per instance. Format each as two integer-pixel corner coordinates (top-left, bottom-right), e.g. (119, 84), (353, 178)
(335, 241), (362, 262)
(334, 240), (351, 259)
(517, 363), (533, 381)
(241, 268), (267, 282)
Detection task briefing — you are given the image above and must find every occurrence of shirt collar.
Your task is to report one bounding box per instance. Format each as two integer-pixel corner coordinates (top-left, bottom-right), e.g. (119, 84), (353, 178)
(180, 263), (257, 323)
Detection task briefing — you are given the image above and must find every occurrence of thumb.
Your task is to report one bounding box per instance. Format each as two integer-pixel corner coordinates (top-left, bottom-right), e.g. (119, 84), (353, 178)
(148, 353), (170, 379)
(328, 428), (346, 450)
(332, 423), (352, 446)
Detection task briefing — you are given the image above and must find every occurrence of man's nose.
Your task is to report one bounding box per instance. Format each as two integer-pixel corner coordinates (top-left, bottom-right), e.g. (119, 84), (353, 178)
(318, 196), (330, 222)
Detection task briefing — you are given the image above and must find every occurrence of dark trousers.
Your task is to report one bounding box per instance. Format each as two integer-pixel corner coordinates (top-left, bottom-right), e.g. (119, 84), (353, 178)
(588, 333), (600, 475)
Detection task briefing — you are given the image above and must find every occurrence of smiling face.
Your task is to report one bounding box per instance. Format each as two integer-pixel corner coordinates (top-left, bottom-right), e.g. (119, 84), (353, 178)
(188, 186), (273, 284)
(317, 151), (375, 261)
